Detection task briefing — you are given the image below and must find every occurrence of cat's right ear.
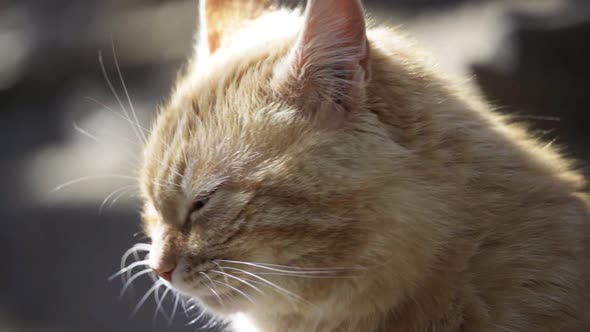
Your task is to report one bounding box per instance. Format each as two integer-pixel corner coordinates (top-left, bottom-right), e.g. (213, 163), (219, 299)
(197, 0), (275, 58)
(273, 0), (370, 115)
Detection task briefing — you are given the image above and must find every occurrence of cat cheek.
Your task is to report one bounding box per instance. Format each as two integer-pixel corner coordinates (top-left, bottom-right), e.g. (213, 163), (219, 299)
(169, 258), (192, 293)
(192, 223), (206, 237)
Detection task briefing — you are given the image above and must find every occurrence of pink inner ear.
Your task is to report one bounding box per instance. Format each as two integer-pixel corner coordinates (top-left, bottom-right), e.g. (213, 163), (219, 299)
(302, 0), (369, 69)
(268, 0), (371, 127)
(287, 0), (370, 100)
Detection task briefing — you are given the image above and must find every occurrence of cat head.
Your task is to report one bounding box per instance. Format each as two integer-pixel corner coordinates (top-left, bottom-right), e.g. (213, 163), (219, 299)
(138, 0), (395, 316)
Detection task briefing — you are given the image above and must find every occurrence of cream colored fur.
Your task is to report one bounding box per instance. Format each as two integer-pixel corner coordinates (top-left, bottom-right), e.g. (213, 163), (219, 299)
(138, 0), (590, 331)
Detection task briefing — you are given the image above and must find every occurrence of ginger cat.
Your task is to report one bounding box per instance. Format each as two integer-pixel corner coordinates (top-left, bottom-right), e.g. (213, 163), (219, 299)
(129, 0), (590, 331)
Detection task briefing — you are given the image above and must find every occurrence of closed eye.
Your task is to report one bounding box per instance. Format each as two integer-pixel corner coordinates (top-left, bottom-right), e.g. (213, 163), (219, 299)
(191, 196), (210, 213)
(188, 188), (219, 222)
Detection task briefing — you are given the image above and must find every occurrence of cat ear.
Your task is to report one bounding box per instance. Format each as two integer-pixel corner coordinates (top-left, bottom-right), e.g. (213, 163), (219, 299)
(275, 0), (370, 109)
(198, 0), (275, 57)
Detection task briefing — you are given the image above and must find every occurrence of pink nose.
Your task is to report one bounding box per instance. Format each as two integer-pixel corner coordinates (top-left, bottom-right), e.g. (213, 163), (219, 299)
(151, 263), (176, 282)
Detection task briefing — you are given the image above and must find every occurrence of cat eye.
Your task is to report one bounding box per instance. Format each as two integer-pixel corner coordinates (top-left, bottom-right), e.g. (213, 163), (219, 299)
(190, 195), (211, 214)
(189, 187), (220, 220)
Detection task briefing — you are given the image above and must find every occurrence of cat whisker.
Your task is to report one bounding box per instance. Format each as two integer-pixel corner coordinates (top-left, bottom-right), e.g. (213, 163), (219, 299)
(120, 243), (151, 279)
(108, 259), (149, 281)
(110, 37), (149, 145)
(98, 50), (146, 146)
(108, 187), (138, 210)
(79, 119), (180, 182)
(215, 259), (365, 274)
(181, 297), (194, 318)
(200, 272), (225, 306)
(153, 285), (172, 323)
(150, 283), (172, 323)
(132, 231), (149, 240)
(217, 266), (313, 307)
(119, 268), (153, 298)
(211, 261), (230, 284)
(182, 297), (198, 319)
(543, 137), (559, 150)
(213, 279), (256, 305)
(230, 277), (310, 308)
(72, 120), (143, 162)
(130, 279), (164, 318)
(128, 253), (151, 287)
(210, 269), (266, 296)
(51, 174), (138, 193)
(168, 292), (180, 326)
(85, 95), (184, 175)
(186, 308), (208, 326)
(202, 315), (219, 330)
(73, 121), (101, 143)
(100, 185), (136, 214)
(76, 118), (143, 150)
(83, 96), (151, 144)
(251, 272), (358, 279)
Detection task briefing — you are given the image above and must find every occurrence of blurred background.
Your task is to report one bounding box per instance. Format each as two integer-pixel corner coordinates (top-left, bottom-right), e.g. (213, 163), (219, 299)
(1, 0), (589, 331)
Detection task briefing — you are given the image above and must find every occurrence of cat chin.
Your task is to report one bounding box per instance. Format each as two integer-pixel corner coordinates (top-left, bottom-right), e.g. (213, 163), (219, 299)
(170, 277), (248, 315)
(167, 258), (253, 315)
(196, 294), (244, 316)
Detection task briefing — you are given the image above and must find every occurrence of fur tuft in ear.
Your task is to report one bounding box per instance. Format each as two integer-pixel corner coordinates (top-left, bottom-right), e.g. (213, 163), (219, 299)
(274, 0), (370, 110)
(198, 0), (275, 57)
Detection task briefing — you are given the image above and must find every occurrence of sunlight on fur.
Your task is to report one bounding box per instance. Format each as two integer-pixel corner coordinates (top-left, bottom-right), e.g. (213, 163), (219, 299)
(112, 0), (590, 331)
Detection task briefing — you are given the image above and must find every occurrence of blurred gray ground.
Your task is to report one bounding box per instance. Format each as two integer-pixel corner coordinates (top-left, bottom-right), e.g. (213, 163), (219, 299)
(1, 0), (589, 331)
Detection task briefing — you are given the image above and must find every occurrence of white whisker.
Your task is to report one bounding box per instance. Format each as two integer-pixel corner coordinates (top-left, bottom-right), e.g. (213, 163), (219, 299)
(215, 259), (364, 279)
(120, 268), (153, 298)
(151, 284), (171, 323)
(110, 37), (149, 144)
(98, 50), (145, 146)
(200, 272), (224, 306)
(153, 286), (172, 323)
(108, 187), (136, 209)
(219, 266), (312, 307)
(202, 315), (219, 330)
(108, 259), (149, 281)
(184, 303), (197, 318)
(72, 121), (143, 163)
(120, 244), (151, 280)
(84, 97), (152, 142)
(130, 279), (164, 317)
(180, 296), (189, 317)
(213, 280), (256, 305)
(73, 122), (101, 143)
(100, 185), (136, 214)
(52, 174), (137, 192)
(210, 270), (266, 296)
(186, 309), (207, 326)
(169, 292), (180, 326)
(123, 252), (146, 299)
(216, 259), (365, 273)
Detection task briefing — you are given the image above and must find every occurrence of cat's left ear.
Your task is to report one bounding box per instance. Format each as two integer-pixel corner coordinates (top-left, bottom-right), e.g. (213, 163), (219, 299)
(197, 0), (275, 57)
(274, 0), (370, 111)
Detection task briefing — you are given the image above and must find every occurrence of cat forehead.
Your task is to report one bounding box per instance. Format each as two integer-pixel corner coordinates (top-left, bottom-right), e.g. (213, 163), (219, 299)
(139, 7), (328, 201)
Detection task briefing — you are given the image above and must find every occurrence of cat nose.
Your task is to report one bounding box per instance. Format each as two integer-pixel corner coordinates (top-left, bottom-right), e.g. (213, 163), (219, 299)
(151, 262), (176, 282)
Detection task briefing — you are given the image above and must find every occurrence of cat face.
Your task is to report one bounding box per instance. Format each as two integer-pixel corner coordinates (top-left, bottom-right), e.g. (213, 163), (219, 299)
(138, 0), (384, 315)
